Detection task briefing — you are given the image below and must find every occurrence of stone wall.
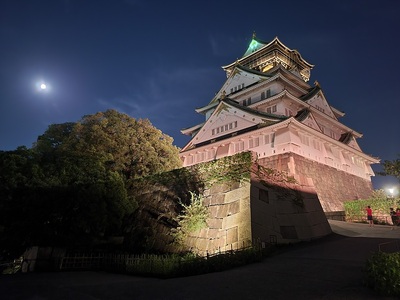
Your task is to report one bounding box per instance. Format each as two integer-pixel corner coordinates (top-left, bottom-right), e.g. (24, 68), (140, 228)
(126, 152), (334, 254)
(250, 180), (331, 245)
(257, 152), (374, 212)
(185, 181), (252, 255)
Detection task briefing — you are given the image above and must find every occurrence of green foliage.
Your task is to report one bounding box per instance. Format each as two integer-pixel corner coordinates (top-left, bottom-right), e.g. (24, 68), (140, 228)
(364, 252), (400, 296)
(371, 189), (388, 199)
(344, 198), (400, 223)
(65, 248), (263, 278)
(378, 155), (400, 181)
(172, 192), (209, 244)
(34, 109), (182, 180)
(195, 152), (252, 186)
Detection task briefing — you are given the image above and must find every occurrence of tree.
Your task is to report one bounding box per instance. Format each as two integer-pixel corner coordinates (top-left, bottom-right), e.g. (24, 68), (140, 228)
(0, 148), (135, 256)
(34, 109), (182, 180)
(379, 155), (400, 182)
(1, 110), (182, 257)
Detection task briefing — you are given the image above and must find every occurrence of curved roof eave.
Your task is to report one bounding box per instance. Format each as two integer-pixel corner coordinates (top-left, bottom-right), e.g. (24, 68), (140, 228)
(251, 89), (363, 137)
(196, 102), (219, 114)
(223, 98), (288, 121)
(181, 122), (204, 135)
(288, 118), (380, 163)
(222, 36), (315, 70)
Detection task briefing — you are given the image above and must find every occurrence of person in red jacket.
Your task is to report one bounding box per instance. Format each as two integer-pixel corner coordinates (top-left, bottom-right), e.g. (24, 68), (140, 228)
(366, 206), (374, 227)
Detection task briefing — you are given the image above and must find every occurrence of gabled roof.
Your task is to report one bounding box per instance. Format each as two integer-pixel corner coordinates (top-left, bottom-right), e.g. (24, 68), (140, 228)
(180, 98), (287, 151)
(205, 63), (310, 109)
(294, 108), (323, 134)
(299, 85), (321, 101)
(224, 98), (287, 120)
(181, 122), (204, 136)
(299, 82), (344, 121)
(295, 108), (311, 122)
(241, 36), (314, 67)
(222, 35), (314, 81)
(208, 64), (272, 105)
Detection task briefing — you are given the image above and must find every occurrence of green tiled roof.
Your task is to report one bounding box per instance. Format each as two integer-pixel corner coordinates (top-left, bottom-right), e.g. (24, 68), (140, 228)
(299, 85), (321, 101)
(295, 108), (311, 122)
(339, 132), (353, 144)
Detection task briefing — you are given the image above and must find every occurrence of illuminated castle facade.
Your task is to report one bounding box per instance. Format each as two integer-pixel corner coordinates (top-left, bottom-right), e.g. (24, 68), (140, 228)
(179, 35), (379, 212)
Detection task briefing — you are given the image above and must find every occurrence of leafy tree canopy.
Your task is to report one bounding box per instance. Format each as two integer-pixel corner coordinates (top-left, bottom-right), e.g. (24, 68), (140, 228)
(34, 109), (182, 180)
(379, 155), (400, 182)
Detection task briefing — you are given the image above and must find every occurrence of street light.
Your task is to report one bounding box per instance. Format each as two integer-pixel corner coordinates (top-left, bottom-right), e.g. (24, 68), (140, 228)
(388, 188), (394, 198)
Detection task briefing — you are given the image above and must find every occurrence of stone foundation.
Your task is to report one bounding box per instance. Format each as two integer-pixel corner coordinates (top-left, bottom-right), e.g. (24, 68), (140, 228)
(257, 152), (374, 212)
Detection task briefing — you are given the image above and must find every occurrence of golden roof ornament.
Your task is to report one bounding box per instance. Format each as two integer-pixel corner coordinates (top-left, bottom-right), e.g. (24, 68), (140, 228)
(220, 90), (226, 100)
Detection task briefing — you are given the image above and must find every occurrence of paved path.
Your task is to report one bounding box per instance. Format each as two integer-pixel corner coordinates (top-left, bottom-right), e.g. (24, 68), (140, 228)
(1, 220), (399, 299)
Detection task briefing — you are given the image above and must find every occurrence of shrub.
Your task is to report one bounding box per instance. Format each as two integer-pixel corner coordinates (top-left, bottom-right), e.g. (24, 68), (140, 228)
(364, 252), (400, 297)
(172, 192), (209, 244)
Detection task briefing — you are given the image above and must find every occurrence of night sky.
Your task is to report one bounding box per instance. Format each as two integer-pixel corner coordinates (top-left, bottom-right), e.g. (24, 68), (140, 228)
(1, 0), (399, 191)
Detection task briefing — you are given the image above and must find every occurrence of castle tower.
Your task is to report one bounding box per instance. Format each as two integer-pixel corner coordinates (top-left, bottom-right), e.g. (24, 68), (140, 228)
(179, 35), (379, 212)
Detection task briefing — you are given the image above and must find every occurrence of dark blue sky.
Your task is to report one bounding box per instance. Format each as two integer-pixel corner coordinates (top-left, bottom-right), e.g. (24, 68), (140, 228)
(1, 0), (399, 191)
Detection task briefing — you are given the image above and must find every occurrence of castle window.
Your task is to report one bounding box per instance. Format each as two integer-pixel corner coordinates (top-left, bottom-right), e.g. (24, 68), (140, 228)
(264, 134), (270, 144)
(244, 97), (251, 106)
(249, 137), (259, 148)
(212, 121), (238, 136)
(312, 140), (321, 151)
(267, 105), (277, 114)
(234, 141), (244, 152)
(300, 133), (309, 146)
(261, 89), (271, 100)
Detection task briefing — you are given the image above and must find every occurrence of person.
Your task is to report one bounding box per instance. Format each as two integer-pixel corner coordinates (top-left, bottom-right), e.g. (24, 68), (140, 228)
(396, 208), (400, 226)
(366, 206), (373, 227)
(390, 208), (397, 229)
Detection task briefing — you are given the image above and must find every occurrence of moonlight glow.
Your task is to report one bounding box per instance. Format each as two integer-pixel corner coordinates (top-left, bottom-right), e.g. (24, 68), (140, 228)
(35, 81), (50, 93)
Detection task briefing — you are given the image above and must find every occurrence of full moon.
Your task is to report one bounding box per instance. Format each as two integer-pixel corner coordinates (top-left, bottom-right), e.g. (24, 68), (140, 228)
(40, 83), (47, 90)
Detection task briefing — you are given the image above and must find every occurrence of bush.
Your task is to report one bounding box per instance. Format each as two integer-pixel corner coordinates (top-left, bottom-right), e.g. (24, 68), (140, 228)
(364, 252), (400, 297)
(344, 198), (400, 224)
(112, 247), (264, 278)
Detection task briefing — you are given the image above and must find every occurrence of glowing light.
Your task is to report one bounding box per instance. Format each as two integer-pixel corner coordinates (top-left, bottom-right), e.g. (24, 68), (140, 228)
(250, 40), (258, 49)
(35, 80), (51, 93)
